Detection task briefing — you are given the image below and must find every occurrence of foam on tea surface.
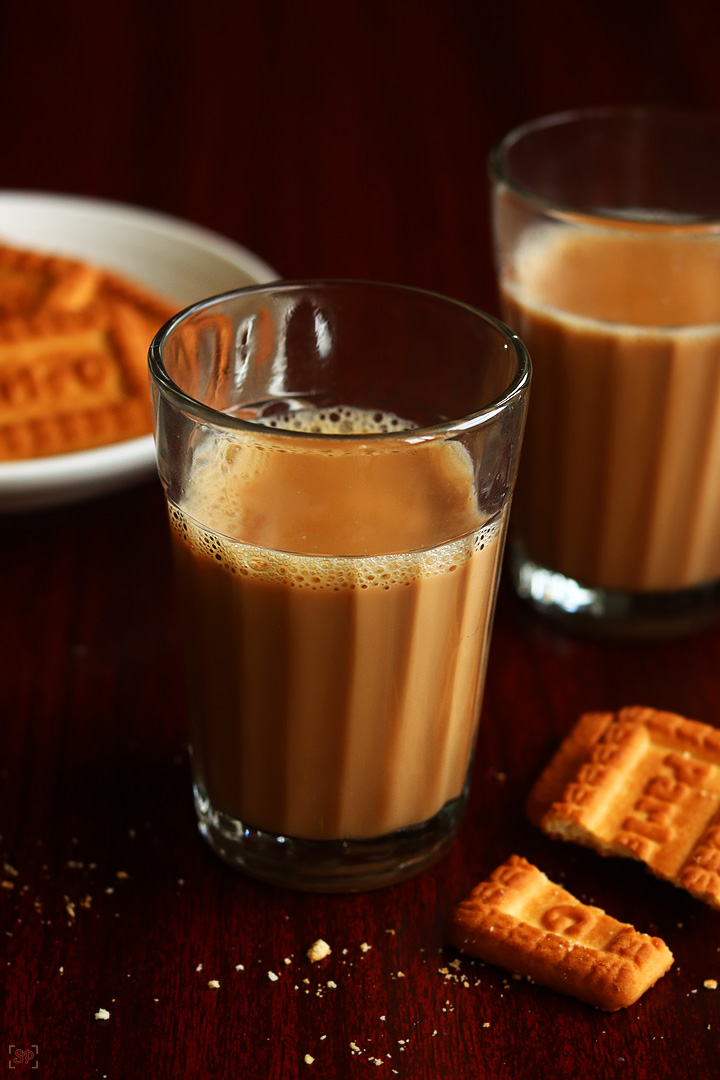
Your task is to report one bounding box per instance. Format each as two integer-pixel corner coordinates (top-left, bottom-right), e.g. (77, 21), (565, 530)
(175, 404), (490, 560)
(261, 404), (412, 435)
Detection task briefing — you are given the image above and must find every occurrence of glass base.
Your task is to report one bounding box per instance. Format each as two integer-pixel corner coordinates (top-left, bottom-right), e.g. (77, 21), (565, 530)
(193, 783), (467, 892)
(511, 548), (720, 638)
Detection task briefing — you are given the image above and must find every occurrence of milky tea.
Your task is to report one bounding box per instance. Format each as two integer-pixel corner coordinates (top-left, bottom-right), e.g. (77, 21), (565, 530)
(171, 405), (503, 842)
(149, 283), (529, 888)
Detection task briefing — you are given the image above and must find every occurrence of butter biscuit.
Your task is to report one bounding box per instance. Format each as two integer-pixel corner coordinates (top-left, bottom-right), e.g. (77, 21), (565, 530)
(0, 307), (153, 457)
(0, 241), (177, 459)
(529, 706), (720, 909)
(0, 243), (100, 317)
(448, 855), (673, 1010)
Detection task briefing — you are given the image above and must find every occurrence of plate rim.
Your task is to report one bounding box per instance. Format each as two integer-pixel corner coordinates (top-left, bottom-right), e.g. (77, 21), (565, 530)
(0, 188), (278, 282)
(0, 190), (278, 510)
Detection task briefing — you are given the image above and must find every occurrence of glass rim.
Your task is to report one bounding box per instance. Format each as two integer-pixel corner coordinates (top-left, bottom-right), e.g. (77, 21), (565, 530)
(148, 279), (531, 443)
(489, 105), (720, 230)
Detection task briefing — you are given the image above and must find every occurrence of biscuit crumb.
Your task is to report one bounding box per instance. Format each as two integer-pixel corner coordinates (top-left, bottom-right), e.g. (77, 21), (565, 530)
(304, 1055), (314, 1065)
(95, 1008), (110, 1020)
(704, 979), (718, 990)
(268, 971), (279, 982)
(307, 939), (331, 962)
(360, 942), (372, 953)
(116, 871), (129, 880)
(207, 980), (220, 989)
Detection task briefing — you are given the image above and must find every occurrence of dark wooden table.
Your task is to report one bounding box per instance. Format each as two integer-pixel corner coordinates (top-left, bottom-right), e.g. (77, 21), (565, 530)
(3, 2), (720, 1077)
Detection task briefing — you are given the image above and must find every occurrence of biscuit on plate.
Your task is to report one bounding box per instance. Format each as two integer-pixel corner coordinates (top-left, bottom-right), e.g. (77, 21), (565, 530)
(0, 241), (177, 459)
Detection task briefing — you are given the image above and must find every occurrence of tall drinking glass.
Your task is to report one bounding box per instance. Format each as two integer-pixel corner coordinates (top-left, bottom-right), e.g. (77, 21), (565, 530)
(149, 281), (529, 890)
(492, 108), (720, 635)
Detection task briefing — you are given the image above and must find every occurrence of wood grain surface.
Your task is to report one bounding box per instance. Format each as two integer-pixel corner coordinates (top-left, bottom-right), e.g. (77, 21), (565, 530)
(2, 2), (720, 1077)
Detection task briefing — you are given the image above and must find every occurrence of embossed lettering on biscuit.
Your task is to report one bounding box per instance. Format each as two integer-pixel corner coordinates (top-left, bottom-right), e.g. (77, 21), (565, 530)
(0, 242), (177, 459)
(528, 707), (720, 909)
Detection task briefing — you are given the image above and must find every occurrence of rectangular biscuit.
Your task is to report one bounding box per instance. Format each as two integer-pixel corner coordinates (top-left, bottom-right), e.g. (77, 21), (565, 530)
(528, 706), (720, 909)
(0, 242), (100, 317)
(448, 855), (673, 1011)
(0, 306), (154, 458)
(0, 240), (178, 459)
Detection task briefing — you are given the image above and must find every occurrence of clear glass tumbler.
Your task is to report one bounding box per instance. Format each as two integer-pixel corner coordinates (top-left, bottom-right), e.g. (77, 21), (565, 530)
(492, 108), (720, 635)
(149, 281), (529, 890)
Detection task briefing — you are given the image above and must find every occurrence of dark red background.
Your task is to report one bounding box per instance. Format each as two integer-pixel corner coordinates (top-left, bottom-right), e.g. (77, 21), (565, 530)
(2, 2), (720, 1077)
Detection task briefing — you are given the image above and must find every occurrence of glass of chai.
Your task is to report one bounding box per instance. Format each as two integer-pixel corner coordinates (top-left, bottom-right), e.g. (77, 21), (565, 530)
(492, 107), (720, 635)
(149, 281), (529, 891)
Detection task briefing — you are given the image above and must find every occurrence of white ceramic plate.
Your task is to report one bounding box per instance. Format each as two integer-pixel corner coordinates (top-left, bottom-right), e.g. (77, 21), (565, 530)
(0, 191), (278, 512)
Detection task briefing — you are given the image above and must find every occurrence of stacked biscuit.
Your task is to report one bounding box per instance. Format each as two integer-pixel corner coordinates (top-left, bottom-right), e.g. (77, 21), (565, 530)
(0, 242), (177, 460)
